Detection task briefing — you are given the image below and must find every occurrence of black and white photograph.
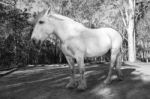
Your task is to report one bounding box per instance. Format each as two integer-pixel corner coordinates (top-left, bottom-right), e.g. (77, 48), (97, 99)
(0, 0), (150, 99)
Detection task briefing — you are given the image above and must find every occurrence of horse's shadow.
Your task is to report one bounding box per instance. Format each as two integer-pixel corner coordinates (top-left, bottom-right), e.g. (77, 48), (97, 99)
(50, 63), (136, 90)
(47, 64), (139, 99)
(85, 64), (136, 90)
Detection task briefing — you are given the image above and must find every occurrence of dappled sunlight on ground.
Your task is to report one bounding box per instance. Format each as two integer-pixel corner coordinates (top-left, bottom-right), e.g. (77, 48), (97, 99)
(0, 63), (150, 99)
(91, 84), (117, 99)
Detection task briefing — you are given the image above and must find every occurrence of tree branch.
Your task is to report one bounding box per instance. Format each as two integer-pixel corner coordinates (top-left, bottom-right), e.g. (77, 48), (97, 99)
(0, 1), (10, 6)
(120, 8), (127, 28)
(115, 2), (127, 28)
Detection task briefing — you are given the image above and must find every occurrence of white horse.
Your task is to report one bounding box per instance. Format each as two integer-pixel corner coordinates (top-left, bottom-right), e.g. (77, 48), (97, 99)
(31, 8), (123, 90)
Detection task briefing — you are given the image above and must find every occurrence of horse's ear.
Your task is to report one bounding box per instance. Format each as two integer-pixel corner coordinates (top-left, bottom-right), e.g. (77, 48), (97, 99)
(45, 7), (51, 15)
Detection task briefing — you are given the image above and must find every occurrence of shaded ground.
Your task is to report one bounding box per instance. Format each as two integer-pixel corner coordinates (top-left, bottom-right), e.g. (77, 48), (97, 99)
(0, 62), (150, 99)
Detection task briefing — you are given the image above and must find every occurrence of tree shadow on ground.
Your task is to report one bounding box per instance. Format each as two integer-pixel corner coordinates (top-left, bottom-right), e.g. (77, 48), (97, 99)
(0, 63), (150, 99)
(0, 68), (18, 78)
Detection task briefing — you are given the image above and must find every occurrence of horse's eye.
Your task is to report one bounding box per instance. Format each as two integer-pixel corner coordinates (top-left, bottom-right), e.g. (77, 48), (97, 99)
(39, 21), (44, 24)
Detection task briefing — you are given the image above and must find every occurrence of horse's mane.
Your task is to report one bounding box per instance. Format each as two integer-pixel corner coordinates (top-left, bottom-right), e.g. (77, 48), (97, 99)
(50, 13), (85, 29)
(50, 12), (75, 22)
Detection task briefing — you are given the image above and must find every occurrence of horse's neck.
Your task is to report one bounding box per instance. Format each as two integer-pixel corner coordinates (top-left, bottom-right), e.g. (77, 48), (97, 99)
(54, 20), (86, 42)
(51, 14), (92, 43)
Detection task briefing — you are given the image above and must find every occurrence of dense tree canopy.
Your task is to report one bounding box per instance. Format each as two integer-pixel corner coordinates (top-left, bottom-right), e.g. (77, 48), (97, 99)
(0, 0), (150, 69)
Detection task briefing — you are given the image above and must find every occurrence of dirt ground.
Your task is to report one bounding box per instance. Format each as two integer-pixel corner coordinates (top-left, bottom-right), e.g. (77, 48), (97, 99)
(0, 62), (150, 99)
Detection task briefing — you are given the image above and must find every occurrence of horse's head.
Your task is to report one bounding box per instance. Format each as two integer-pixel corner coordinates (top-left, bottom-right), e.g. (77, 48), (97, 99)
(31, 8), (55, 45)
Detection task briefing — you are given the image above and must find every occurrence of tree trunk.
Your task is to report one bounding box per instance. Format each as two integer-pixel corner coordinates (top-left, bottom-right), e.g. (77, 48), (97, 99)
(127, 20), (136, 62)
(127, 0), (136, 62)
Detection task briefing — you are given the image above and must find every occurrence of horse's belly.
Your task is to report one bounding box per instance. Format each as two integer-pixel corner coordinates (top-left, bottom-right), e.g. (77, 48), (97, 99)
(85, 42), (111, 57)
(85, 48), (110, 57)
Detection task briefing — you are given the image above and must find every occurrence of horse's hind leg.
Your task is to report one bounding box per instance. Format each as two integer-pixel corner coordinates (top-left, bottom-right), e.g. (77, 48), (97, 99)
(65, 56), (77, 89)
(104, 48), (118, 84)
(115, 52), (123, 81)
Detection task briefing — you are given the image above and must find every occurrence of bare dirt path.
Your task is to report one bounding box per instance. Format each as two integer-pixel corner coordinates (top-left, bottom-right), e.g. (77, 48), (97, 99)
(0, 63), (150, 99)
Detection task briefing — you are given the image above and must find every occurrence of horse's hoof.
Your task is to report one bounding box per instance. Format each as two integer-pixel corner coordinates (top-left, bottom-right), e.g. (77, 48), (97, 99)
(66, 81), (77, 89)
(77, 81), (87, 91)
(77, 85), (87, 91)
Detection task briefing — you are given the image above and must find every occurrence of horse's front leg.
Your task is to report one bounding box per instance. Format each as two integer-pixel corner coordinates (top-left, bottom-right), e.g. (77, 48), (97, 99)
(65, 56), (77, 89)
(76, 56), (87, 90)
